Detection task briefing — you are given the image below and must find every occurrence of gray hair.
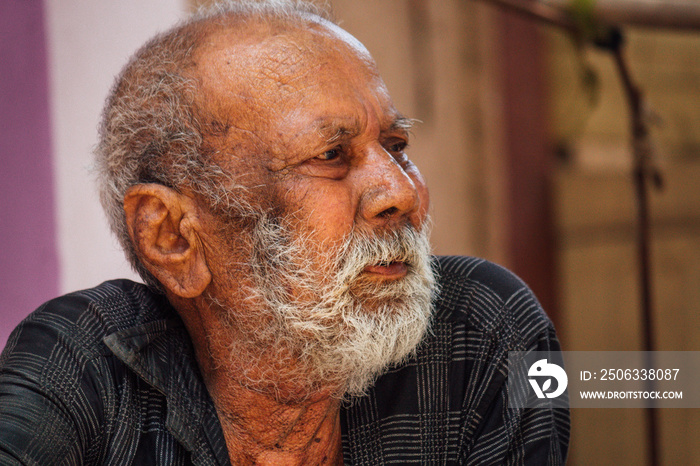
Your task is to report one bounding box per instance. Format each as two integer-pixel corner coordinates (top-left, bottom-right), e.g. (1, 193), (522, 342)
(94, 0), (333, 290)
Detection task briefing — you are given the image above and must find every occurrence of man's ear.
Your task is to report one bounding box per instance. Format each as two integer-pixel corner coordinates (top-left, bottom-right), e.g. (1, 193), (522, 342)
(123, 184), (212, 298)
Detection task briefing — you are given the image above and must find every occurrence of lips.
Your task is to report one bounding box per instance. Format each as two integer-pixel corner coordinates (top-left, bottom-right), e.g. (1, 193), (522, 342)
(362, 261), (408, 279)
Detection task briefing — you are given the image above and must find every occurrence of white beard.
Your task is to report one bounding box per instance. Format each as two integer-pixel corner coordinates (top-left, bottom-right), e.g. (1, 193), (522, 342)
(212, 215), (437, 401)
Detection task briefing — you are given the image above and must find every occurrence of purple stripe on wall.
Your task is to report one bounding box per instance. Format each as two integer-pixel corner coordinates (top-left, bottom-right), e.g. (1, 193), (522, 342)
(0, 0), (59, 349)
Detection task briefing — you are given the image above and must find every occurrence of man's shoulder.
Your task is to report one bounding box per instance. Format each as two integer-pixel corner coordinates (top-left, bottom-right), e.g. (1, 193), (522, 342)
(431, 255), (553, 341)
(2, 279), (172, 361)
(31, 279), (168, 329)
(432, 255), (537, 304)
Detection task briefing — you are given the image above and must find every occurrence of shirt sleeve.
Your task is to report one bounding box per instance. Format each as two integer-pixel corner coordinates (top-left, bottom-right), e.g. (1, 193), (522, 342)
(464, 325), (570, 465)
(0, 300), (108, 465)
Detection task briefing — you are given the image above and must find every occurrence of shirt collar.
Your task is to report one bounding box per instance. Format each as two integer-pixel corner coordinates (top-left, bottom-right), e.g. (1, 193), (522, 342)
(104, 317), (231, 465)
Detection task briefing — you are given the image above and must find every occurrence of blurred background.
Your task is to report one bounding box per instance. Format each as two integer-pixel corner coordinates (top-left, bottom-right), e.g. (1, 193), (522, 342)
(1, 0), (698, 464)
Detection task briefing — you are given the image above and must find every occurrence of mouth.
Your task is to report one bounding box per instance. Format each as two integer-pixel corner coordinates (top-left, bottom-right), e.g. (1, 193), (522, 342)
(362, 261), (408, 280)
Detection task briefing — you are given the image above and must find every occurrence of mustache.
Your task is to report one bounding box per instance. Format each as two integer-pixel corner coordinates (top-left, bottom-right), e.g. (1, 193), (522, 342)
(249, 216), (432, 285)
(334, 224), (432, 282)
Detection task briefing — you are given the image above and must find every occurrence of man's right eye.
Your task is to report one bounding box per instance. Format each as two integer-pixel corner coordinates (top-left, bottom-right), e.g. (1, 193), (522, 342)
(317, 146), (342, 161)
(298, 145), (349, 180)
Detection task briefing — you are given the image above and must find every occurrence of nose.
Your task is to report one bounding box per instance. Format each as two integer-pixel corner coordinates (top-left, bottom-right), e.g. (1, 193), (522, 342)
(357, 145), (427, 228)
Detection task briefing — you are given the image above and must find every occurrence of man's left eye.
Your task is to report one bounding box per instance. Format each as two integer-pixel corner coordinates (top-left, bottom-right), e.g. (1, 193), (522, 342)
(387, 141), (408, 153)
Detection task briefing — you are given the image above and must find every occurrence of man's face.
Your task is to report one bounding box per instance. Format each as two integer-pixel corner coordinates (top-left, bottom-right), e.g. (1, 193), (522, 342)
(193, 20), (434, 399)
(196, 21), (430, 263)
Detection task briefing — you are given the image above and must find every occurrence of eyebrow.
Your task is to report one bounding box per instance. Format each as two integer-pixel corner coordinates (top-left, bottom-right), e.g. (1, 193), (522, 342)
(314, 115), (415, 146)
(390, 116), (416, 133)
(313, 118), (361, 146)
(324, 126), (354, 145)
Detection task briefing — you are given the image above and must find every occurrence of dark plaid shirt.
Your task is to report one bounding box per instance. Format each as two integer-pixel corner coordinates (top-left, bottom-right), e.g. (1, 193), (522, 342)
(0, 256), (569, 465)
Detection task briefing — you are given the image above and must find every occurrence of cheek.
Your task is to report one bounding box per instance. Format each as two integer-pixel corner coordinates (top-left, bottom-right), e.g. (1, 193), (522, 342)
(283, 182), (357, 243)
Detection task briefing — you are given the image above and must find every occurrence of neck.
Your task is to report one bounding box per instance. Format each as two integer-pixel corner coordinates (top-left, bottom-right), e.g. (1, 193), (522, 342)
(208, 370), (344, 465)
(174, 294), (345, 465)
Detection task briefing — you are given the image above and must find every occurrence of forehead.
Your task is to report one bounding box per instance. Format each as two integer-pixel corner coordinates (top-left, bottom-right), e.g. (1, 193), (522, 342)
(192, 19), (399, 158)
(195, 16), (375, 83)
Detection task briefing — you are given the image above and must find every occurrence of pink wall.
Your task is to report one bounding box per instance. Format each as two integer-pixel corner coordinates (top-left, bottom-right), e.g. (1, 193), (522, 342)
(0, 0), (58, 348)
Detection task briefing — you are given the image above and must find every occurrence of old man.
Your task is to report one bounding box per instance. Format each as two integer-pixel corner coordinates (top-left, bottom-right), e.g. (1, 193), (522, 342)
(0, 1), (568, 464)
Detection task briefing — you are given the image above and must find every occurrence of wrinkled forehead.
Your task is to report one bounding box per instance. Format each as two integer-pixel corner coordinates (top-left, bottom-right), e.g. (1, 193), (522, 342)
(207, 15), (370, 60)
(191, 18), (384, 130)
(196, 15), (375, 75)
